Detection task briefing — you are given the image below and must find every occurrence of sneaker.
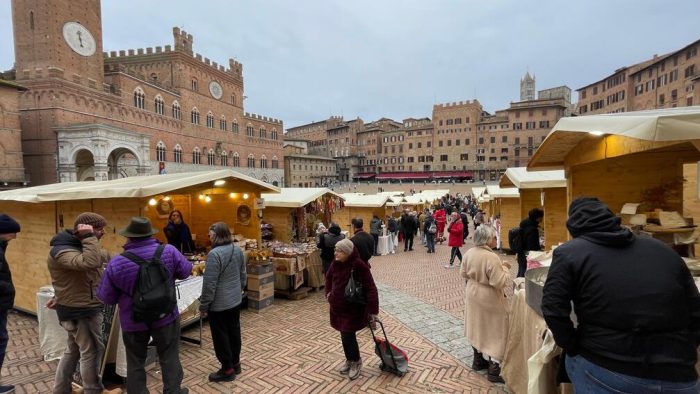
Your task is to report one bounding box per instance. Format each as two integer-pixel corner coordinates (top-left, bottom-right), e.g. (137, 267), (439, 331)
(337, 360), (351, 375)
(348, 359), (362, 380)
(0, 386), (14, 394)
(208, 368), (235, 382)
(444, 264), (454, 269)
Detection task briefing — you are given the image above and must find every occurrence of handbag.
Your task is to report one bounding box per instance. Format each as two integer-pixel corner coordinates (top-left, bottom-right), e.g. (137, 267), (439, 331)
(344, 268), (366, 305)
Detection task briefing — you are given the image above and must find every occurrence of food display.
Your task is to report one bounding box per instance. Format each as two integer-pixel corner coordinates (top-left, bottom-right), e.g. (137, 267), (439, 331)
(246, 249), (271, 262)
(186, 253), (208, 276)
(265, 240), (318, 257)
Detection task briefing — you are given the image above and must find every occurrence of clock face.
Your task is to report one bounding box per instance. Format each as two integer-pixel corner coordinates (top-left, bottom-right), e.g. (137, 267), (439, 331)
(209, 81), (223, 99)
(62, 22), (96, 57)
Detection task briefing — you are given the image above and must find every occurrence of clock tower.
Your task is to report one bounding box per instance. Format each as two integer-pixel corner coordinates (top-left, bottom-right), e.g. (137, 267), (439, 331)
(11, 0), (104, 87)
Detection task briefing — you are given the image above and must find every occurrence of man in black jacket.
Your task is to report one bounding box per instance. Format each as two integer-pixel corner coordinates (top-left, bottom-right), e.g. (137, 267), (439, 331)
(542, 198), (700, 392)
(350, 218), (374, 264)
(317, 223), (345, 273)
(516, 208), (543, 277)
(400, 210), (417, 252)
(0, 214), (19, 394)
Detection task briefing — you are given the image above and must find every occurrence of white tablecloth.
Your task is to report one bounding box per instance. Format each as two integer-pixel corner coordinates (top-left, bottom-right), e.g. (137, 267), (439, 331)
(377, 235), (390, 255)
(37, 276), (204, 376)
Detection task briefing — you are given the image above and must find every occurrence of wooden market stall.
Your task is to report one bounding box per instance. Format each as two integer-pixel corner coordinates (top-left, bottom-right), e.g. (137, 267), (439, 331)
(485, 185), (520, 243)
(0, 169), (278, 313)
(385, 196), (406, 218)
(499, 167), (568, 250)
(260, 188), (345, 243)
(337, 194), (391, 235)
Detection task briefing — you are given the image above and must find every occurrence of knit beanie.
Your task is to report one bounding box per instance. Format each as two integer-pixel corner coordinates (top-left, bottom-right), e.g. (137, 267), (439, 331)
(74, 212), (107, 229)
(0, 214), (20, 234)
(335, 238), (354, 255)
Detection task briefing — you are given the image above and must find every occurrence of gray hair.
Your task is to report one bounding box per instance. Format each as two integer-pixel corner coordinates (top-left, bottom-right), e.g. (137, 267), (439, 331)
(473, 225), (497, 246)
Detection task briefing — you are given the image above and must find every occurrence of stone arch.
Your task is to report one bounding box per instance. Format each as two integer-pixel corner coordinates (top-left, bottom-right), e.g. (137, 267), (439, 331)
(74, 149), (96, 181)
(107, 146), (141, 179)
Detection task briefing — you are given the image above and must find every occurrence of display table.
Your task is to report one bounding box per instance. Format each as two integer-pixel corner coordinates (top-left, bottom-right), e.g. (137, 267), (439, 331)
(303, 250), (325, 289)
(377, 235), (390, 255)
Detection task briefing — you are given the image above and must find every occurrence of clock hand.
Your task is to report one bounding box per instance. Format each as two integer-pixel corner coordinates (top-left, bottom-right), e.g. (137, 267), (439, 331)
(77, 30), (83, 47)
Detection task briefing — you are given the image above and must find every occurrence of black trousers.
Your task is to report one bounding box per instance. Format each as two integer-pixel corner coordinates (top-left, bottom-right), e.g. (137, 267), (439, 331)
(404, 234), (414, 250)
(372, 233), (379, 254)
(450, 247), (463, 264)
(517, 252), (527, 277)
(340, 331), (360, 362)
(209, 306), (242, 370)
(122, 319), (183, 394)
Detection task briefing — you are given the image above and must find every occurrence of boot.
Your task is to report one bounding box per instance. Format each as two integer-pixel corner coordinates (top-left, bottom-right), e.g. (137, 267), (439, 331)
(487, 360), (505, 384)
(471, 347), (488, 371)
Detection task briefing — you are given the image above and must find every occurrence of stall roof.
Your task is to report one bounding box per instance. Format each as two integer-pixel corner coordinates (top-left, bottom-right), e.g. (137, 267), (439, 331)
(471, 186), (487, 198)
(486, 185), (520, 198)
(378, 191), (405, 197)
(402, 195), (426, 205)
(261, 188), (343, 208)
(529, 107), (700, 169)
(0, 169), (279, 203)
(341, 194), (391, 208)
(499, 167), (566, 189)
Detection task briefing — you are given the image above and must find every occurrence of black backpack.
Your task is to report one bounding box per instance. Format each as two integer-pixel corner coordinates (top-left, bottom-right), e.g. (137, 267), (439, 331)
(508, 227), (524, 253)
(122, 244), (176, 325)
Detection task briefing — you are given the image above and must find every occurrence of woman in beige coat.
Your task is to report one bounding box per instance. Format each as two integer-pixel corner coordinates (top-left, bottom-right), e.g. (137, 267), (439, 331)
(460, 224), (511, 383)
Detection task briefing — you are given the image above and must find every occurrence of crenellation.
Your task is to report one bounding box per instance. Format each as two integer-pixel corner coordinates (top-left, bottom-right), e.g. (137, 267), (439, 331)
(119, 50), (126, 57)
(137, 48), (144, 55)
(155, 46), (162, 53)
(146, 48), (152, 55)
(128, 49), (135, 56)
(110, 51), (117, 57)
(164, 45), (172, 52)
(195, 54), (202, 61)
(204, 57), (210, 65)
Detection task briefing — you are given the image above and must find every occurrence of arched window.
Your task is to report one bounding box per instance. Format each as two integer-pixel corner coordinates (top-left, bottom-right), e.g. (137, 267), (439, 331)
(232, 152), (240, 167)
(207, 149), (216, 166)
(154, 95), (164, 115)
(271, 156), (279, 169)
(133, 87), (145, 109)
(232, 119), (239, 133)
(219, 115), (227, 131)
(247, 154), (255, 168)
(172, 101), (181, 120)
(173, 144), (182, 163)
(206, 112), (214, 128)
(259, 127), (266, 139)
(246, 124), (254, 137)
(191, 78), (198, 91)
(156, 141), (166, 162)
(220, 151), (228, 166)
(190, 107), (200, 125)
(260, 155), (268, 168)
(271, 129), (278, 140)
(192, 147), (201, 165)
(230, 94), (236, 105)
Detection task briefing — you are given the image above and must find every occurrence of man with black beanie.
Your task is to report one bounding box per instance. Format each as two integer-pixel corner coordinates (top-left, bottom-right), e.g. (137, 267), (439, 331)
(542, 197), (700, 392)
(0, 214), (19, 394)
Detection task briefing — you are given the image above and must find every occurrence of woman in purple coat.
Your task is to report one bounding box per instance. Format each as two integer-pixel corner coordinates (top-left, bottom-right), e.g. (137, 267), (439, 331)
(325, 239), (379, 381)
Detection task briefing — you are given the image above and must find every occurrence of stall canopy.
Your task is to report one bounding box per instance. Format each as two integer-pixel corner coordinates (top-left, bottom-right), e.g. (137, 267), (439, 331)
(386, 196), (407, 206)
(403, 195), (426, 205)
(528, 107), (700, 170)
(341, 194), (391, 207)
(486, 185), (520, 198)
(471, 186), (487, 199)
(261, 188), (343, 208)
(0, 169), (278, 203)
(499, 167), (566, 189)
(378, 191), (406, 197)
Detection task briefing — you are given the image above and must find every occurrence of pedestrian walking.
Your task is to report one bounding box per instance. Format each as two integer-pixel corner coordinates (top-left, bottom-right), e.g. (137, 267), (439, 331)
(325, 239), (379, 381)
(98, 217), (192, 394)
(400, 210), (417, 251)
(0, 214), (20, 394)
(47, 212), (122, 394)
(318, 223), (345, 272)
(461, 225), (511, 383)
(199, 222), (247, 382)
(445, 213), (464, 268)
(386, 216), (398, 254)
(423, 212), (436, 253)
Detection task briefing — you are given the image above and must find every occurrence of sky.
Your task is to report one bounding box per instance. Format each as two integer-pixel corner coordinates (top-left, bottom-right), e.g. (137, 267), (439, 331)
(1, 1), (699, 129)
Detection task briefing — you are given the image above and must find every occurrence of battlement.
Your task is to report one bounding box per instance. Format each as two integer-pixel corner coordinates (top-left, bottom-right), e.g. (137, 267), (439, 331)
(433, 99), (481, 109)
(103, 45), (174, 60)
(244, 112), (283, 125)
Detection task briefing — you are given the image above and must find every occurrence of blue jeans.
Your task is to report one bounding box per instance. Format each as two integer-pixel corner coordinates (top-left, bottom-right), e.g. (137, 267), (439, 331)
(566, 354), (700, 394)
(0, 309), (8, 372)
(426, 234), (435, 253)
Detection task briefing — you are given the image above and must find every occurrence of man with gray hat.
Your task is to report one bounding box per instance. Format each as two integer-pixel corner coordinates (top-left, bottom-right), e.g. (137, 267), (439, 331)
(0, 214), (19, 394)
(98, 217), (191, 394)
(47, 212), (121, 394)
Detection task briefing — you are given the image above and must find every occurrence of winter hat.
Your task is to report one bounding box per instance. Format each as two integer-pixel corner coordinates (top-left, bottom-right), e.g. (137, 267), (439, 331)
(566, 197), (621, 238)
(74, 212), (107, 229)
(0, 214), (20, 234)
(329, 223), (341, 235)
(335, 238), (354, 255)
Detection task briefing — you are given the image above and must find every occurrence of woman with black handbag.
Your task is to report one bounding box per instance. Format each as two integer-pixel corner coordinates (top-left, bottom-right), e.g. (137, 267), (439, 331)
(325, 239), (379, 381)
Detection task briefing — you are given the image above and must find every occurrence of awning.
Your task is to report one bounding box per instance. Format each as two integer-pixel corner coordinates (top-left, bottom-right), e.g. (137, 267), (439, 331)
(376, 172), (430, 180)
(353, 173), (376, 179)
(261, 188), (344, 208)
(499, 167), (566, 189)
(486, 185), (520, 198)
(340, 194), (391, 207)
(431, 171), (474, 178)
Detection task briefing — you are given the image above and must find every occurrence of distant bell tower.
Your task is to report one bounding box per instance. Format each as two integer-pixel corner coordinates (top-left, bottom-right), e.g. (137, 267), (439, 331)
(520, 71), (536, 101)
(12, 0), (104, 87)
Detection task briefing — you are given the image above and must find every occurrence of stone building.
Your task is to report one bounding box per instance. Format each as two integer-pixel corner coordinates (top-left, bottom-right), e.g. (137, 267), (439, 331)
(521, 72), (536, 101)
(6, 0), (284, 186)
(285, 116), (343, 157)
(0, 80), (27, 189)
(283, 143), (337, 187)
(576, 38), (700, 115)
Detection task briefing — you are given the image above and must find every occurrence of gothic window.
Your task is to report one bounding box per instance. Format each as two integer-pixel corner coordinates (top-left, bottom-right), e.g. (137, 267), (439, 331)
(207, 149), (216, 166)
(154, 95), (164, 115)
(173, 144), (182, 163)
(206, 112), (214, 128)
(192, 147), (201, 165)
(232, 120), (239, 133)
(259, 128), (266, 139)
(246, 124), (254, 137)
(172, 101), (181, 120)
(220, 151), (228, 166)
(219, 115), (227, 131)
(156, 141), (166, 162)
(231, 94), (236, 105)
(190, 107), (200, 124)
(233, 152), (240, 167)
(247, 154), (255, 168)
(191, 78), (198, 91)
(133, 87), (145, 109)
(271, 156), (279, 169)
(260, 155), (268, 168)
(271, 130), (278, 140)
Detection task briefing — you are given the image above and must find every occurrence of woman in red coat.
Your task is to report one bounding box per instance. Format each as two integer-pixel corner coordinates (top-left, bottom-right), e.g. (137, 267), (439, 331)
(325, 239), (379, 381)
(446, 212), (464, 268)
(434, 207), (447, 243)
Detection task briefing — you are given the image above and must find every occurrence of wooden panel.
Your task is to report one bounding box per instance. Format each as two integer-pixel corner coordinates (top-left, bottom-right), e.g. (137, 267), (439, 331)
(262, 207), (293, 242)
(499, 198), (521, 250)
(519, 189), (542, 219)
(682, 162), (700, 250)
(543, 188), (568, 249)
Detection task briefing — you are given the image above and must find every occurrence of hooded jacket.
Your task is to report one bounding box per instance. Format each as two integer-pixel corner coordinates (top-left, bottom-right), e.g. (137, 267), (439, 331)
(47, 230), (110, 320)
(518, 216), (541, 252)
(0, 240), (15, 310)
(369, 217), (382, 235)
(542, 198), (700, 382)
(318, 227), (345, 262)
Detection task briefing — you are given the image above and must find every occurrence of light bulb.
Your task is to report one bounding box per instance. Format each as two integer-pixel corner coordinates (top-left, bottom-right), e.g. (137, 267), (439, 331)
(229, 192), (236, 198)
(205, 195), (212, 203)
(214, 179), (226, 186)
(243, 193), (249, 200)
(589, 131), (605, 136)
(148, 198), (157, 206)
(199, 194), (205, 200)
(163, 196), (171, 201)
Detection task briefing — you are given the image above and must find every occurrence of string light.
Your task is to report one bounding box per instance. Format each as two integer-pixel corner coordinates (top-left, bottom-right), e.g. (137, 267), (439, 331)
(205, 195), (212, 203)
(163, 196), (171, 201)
(198, 193), (205, 200)
(243, 193), (249, 200)
(229, 192), (236, 198)
(214, 180), (226, 186)
(148, 198), (157, 206)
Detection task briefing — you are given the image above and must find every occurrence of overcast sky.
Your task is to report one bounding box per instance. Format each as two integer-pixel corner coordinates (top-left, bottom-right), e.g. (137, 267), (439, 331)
(1, 1), (699, 129)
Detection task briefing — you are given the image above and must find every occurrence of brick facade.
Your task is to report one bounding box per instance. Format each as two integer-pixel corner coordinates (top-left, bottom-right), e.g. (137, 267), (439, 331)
(0, 81), (27, 188)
